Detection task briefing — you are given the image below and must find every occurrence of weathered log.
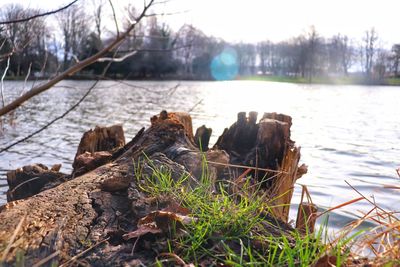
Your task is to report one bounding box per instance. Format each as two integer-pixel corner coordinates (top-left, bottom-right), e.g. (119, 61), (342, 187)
(0, 111), (305, 266)
(6, 164), (66, 202)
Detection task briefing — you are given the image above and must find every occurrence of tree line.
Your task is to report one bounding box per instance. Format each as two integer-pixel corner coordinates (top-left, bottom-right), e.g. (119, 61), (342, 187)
(1, 2), (400, 82)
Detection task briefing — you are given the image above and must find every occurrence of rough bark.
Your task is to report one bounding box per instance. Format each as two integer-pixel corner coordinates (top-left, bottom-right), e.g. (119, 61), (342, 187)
(0, 111), (306, 266)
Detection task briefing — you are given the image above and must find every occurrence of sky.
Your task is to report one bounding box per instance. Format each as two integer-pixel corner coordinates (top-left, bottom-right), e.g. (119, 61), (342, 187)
(1, 0), (399, 46)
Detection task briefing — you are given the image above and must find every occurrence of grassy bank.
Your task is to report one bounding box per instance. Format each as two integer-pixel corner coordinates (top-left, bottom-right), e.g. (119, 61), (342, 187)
(240, 75), (400, 86)
(131, 156), (400, 266)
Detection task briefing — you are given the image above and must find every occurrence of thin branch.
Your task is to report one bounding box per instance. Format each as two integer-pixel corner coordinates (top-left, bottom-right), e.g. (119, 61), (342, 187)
(0, 0), (155, 117)
(22, 63), (32, 95)
(114, 45), (192, 54)
(187, 99), (203, 113)
(345, 180), (400, 221)
(1, 57), (10, 108)
(0, 0), (79, 25)
(108, 0), (120, 37)
(31, 251), (60, 267)
(0, 214), (26, 262)
(207, 160), (286, 174)
(97, 50), (137, 62)
(59, 238), (109, 267)
(0, 81), (98, 154)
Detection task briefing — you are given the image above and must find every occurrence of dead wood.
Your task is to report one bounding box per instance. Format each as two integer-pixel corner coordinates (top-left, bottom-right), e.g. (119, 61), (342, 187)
(6, 164), (66, 202)
(0, 110), (307, 266)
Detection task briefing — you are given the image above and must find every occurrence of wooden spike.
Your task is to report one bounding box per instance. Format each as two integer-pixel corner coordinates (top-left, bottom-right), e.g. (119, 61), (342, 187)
(296, 202), (318, 234)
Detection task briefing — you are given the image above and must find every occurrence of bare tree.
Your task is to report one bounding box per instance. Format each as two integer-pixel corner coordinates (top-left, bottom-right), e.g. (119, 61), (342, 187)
(363, 28), (378, 79)
(328, 34), (354, 76)
(306, 26), (319, 82)
(0, 4), (49, 77)
(57, 3), (90, 70)
(391, 44), (400, 77)
(92, 0), (106, 40)
(257, 40), (273, 75)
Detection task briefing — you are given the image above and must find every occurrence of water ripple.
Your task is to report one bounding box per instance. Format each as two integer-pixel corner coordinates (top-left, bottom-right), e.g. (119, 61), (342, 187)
(1, 81), (399, 231)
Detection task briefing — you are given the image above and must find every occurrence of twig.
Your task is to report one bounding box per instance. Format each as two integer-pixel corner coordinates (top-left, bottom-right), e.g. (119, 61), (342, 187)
(130, 236), (140, 255)
(31, 251), (60, 267)
(157, 252), (187, 265)
(316, 196), (364, 219)
(345, 180), (399, 221)
(206, 160), (286, 174)
(0, 0), (79, 25)
(8, 176), (49, 199)
(97, 50), (137, 62)
(59, 238), (109, 267)
(0, 80), (98, 154)
(108, 0), (120, 37)
(21, 63), (32, 96)
(0, 214), (26, 262)
(187, 99), (203, 113)
(1, 57), (10, 108)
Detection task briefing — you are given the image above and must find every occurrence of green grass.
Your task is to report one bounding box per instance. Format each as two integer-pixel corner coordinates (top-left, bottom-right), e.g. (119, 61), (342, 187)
(134, 154), (357, 266)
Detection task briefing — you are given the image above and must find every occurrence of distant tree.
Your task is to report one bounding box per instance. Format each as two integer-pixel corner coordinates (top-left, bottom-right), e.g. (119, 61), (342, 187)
(374, 48), (389, 81)
(305, 26), (319, 82)
(91, 0), (106, 40)
(174, 24), (208, 78)
(0, 4), (48, 77)
(257, 41), (272, 75)
(362, 28), (378, 79)
(57, 3), (90, 70)
(144, 17), (178, 77)
(235, 43), (256, 75)
(327, 34), (354, 76)
(192, 52), (212, 79)
(390, 44), (400, 77)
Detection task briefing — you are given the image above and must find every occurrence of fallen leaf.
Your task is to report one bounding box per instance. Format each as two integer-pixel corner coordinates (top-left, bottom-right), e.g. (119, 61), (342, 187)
(123, 209), (195, 240)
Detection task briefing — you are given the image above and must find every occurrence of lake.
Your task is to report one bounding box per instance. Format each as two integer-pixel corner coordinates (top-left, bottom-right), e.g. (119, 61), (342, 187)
(0, 80), (399, 231)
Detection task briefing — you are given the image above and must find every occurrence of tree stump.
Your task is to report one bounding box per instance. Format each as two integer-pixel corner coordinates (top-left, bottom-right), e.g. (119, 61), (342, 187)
(0, 111), (307, 266)
(72, 125), (125, 176)
(6, 164), (65, 202)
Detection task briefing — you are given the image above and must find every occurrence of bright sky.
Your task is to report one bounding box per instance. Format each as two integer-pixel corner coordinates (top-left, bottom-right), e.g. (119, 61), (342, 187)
(2, 0), (400, 46)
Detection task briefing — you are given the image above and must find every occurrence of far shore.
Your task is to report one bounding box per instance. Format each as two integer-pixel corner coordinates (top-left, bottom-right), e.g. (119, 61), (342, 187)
(238, 75), (400, 86)
(4, 74), (400, 86)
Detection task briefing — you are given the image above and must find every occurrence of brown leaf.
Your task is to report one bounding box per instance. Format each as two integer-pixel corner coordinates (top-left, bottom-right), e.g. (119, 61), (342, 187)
(162, 201), (191, 215)
(312, 254), (337, 267)
(139, 211), (194, 232)
(123, 209), (195, 240)
(123, 223), (162, 240)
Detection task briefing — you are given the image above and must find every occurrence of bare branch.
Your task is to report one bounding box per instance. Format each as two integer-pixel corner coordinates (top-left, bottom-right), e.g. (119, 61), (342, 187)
(108, 0), (120, 37)
(22, 63), (32, 95)
(1, 57), (10, 108)
(97, 50), (137, 62)
(0, 0), (79, 25)
(0, 0), (156, 117)
(0, 80), (98, 154)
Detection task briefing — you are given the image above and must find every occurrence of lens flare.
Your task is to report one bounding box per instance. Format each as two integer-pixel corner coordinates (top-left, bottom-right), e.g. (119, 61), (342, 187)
(210, 48), (239, 80)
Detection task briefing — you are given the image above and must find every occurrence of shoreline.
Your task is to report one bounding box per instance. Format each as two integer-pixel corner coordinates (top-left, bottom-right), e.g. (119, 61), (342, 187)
(4, 74), (400, 86)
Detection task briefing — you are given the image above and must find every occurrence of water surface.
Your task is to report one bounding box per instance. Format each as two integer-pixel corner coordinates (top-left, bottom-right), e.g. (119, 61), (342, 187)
(1, 80), (399, 231)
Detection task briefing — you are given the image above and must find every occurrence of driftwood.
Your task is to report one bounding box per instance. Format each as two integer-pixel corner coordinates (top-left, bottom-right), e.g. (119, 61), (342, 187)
(0, 111), (307, 266)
